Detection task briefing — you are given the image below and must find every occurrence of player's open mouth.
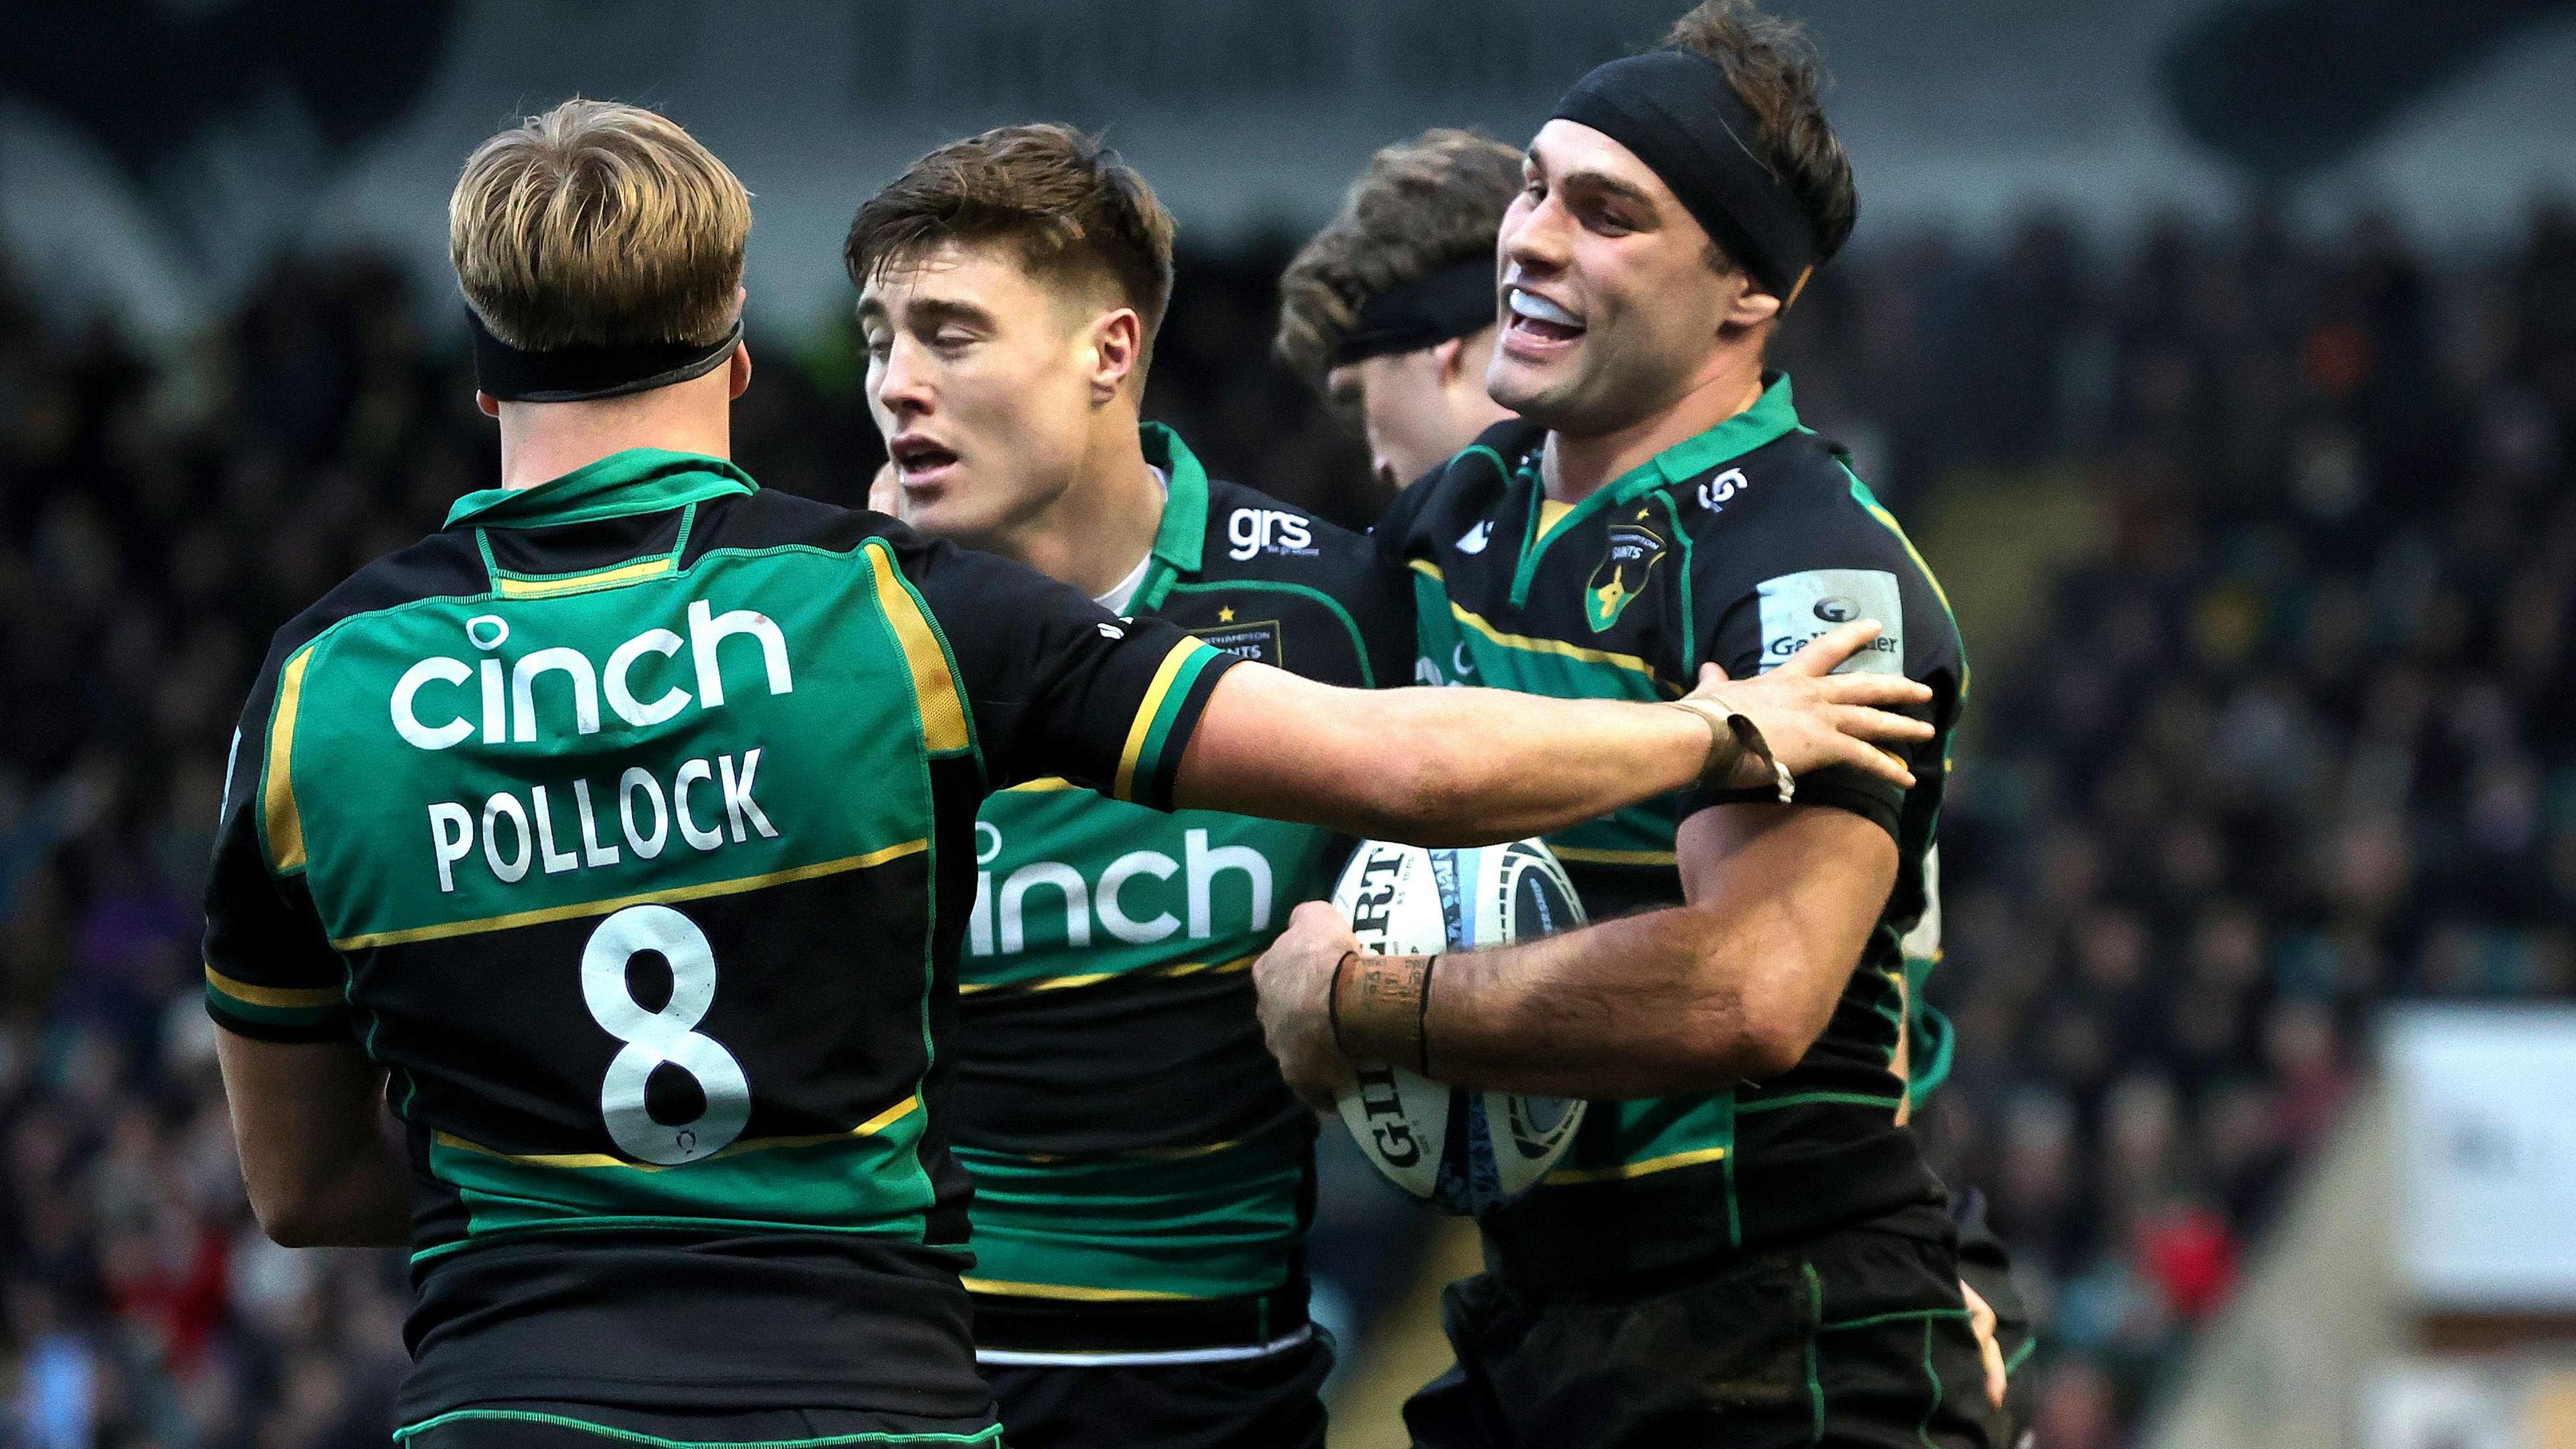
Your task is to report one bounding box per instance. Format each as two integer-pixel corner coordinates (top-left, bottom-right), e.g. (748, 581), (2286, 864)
(888, 435), (960, 487)
(1503, 286), (1585, 352)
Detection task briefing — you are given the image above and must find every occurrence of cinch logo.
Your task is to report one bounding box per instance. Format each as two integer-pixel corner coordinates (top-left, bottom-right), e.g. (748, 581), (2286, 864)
(1226, 507), (1314, 561)
(390, 603), (794, 751)
(968, 826), (1273, 954)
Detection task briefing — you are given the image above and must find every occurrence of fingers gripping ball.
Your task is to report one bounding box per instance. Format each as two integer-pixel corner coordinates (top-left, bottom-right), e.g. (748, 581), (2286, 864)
(1328, 838), (1587, 1215)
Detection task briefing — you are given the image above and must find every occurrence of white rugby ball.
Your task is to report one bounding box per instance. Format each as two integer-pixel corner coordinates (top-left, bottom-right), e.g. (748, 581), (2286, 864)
(1330, 839), (1588, 1215)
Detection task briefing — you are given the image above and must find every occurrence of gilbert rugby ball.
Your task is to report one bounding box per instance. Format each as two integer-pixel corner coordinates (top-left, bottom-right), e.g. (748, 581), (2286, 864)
(1330, 838), (1587, 1215)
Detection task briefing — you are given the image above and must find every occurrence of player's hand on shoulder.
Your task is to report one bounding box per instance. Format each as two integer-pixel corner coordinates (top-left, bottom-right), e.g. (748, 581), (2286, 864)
(1691, 621), (1935, 791)
(1252, 900), (1362, 1112)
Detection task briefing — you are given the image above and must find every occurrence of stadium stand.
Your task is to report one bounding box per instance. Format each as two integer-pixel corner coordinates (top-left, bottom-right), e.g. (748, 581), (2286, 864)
(1, 197), (2570, 1445)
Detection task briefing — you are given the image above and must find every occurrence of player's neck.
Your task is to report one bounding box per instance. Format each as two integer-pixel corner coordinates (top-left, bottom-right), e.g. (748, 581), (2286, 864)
(1540, 354), (1766, 505)
(997, 410), (1164, 600)
(495, 380), (735, 491)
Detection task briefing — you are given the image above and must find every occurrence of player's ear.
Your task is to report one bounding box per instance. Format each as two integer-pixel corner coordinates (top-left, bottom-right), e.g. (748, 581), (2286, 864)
(1432, 335), (1471, 386)
(1721, 271), (1784, 331)
(1088, 306), (1143, 403)
(474, 391), (500, 419)
(727, 285), (753, 398)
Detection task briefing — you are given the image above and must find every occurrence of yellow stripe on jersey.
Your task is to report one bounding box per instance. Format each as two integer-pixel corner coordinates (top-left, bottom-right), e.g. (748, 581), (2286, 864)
(1407, 559), (1666, 686)
(862, 539), (971, 755)
(431, 1093), (919, 1173)
(494, 557), (675, 598)
(959, 1277), (1193, 1302)
(204, 965), (341, 1009)
(264, 645), (313, 872)
(1542, 1144), (1728, 1186)
(959, 953), (1258, 996)
(330, 841), (926, 951)
(1113, 640), (1201, 802)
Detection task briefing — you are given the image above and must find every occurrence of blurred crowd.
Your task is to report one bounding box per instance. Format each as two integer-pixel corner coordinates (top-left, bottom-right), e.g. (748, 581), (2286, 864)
(1, 195), (2571, 1447)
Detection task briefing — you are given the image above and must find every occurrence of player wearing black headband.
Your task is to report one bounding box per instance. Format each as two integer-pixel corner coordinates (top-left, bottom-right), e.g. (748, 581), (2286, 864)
(1252, 5), (2021, 1445)
(1277, 129), (1522, 500)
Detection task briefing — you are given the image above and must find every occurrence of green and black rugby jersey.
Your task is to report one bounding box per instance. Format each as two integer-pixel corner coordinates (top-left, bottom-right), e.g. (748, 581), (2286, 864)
(199, 447), (1240, 1421)
(1379, 375), (1965, 1289)
(954, 426), (1413, 1343)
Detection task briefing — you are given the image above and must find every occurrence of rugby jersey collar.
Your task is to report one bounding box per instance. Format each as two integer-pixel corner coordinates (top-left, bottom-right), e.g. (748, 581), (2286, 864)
(1602, 370), (1801, 502)
(445, 447), (757, 530)
(1499, 372), (1800, 608)
(1138, 423), (1210, 575)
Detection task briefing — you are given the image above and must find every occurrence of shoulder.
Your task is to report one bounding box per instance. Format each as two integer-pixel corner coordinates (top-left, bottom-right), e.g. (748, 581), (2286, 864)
(268, 529), (487, 671)
(1379, 418), (1546, 546)
(690, 487), (894, 558)
(1687, 431), (1962, 676)
(1685, 431), (1927, 584)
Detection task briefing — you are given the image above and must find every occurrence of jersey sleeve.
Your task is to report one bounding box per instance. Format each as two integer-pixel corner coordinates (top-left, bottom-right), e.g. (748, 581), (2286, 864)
(202, 641), (352, 1042)
(1678, 549), (1949, 841)
(900, 534), (1242, 810)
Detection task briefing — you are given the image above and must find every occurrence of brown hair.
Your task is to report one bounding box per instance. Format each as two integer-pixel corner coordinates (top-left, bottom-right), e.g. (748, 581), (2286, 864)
(1663, 0), (1858, 268)
(448, 99), (751, 351)
(1274, 128), (1522, 390)
(845, 124), (1177, 372)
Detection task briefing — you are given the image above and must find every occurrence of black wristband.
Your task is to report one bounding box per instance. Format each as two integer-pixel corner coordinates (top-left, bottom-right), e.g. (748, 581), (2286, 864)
(1328, 951), (1356, 1057)
(1416, 954), (1440, 1075)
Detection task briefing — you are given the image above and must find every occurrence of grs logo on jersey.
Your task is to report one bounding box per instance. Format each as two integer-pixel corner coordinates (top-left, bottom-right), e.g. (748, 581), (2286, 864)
(1756, 569), (1903, 674)
(1456, 520), (1494, 555)
(1697, 468), (1750, 513)
(1226, 507), (1316, 561)
(392, 602), (792, 752)
(1582, 508), (1666, 633)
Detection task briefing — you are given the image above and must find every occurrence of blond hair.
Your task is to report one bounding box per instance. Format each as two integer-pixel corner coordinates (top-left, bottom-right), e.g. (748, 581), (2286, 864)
(449, 99), (751, 351)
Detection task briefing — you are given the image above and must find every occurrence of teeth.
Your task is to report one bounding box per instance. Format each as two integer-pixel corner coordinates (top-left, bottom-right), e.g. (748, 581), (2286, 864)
(1508, 288), (1581, 328)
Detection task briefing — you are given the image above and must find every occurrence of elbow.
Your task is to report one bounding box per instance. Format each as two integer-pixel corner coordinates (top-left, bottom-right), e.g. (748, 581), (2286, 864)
(1727, 1018), (1812, 1084)
(1724, 968), (1834, 1083)
(246, 1181), (335, 1248)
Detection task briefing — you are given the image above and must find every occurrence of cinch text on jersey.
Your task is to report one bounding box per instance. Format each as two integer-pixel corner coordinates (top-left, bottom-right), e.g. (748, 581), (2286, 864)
(390, 602), (794, 751)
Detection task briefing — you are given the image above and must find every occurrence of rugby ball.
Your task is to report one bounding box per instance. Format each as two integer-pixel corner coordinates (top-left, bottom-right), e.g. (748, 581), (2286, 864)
(1330, 839), (1588, 1215)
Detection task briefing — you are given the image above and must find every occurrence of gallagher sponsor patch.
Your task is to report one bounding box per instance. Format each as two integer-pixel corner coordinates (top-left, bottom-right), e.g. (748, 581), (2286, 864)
(1756, 568), (1903, 674)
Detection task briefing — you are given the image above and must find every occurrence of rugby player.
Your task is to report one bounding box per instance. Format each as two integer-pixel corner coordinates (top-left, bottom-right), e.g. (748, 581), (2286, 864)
(1276, 129), (1522, 500)
(203, 101), (1931, 1449)
(843, 124), (1409, 1448)
(1252, 5), (2017, 1444)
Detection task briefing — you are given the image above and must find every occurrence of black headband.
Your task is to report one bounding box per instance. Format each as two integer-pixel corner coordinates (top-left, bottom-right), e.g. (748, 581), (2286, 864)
(468, 308), (744, 402)
(1332, 258), (1498, 368)
(1550, 50), (1817, 301)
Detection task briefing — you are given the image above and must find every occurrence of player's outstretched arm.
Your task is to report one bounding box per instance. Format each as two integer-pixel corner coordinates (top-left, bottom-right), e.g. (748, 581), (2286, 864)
(1256, 796), (1894, 1108)
(1173, 621), (1931, 847)
(215, 1031), (412, 1248)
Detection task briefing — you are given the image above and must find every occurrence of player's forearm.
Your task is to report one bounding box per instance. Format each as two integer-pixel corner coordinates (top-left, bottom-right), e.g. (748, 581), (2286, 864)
(1403, 904), (1811, 1097)
(1370, 686), (1713, 843)
(1185, 682), (1708, 845)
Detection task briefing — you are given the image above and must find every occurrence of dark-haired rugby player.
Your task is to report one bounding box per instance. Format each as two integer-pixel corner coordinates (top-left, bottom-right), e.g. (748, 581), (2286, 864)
(1254, 3), (2021, 1445)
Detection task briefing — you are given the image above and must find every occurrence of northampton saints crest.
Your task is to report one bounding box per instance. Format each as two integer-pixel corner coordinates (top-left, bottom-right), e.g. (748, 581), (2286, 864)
(1583, 509), (1667, 632)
